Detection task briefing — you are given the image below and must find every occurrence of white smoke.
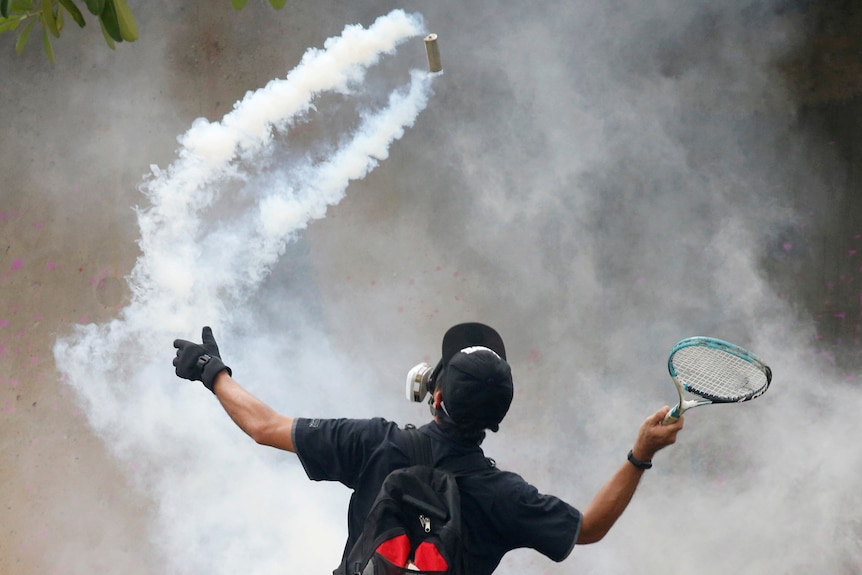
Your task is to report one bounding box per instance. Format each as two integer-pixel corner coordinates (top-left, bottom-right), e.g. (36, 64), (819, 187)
(53, 9), (433, 574)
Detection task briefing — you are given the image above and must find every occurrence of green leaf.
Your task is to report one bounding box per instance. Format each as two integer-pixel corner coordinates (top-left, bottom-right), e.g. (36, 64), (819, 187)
(15, 18), (33, 53)
(11, 0), (35, 11)
(99, 0), (120, 41)
(231, 0), (248, 9)
(42, 0), (59, 38)
(0, 14), (26, 32)
(41, 17), (54, 62)
(98, 12), (114, 48)
(0, 17), (23, 33)
(112, 0), (135, 41)
(58, 0), (84, 27)
(1, 0), (9, 19)
(268, 0), (287, 8)
(84, 0), (103, 15)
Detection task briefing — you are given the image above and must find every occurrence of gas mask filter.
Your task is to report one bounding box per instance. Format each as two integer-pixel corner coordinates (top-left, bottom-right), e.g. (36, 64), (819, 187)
(405, 362), (435, 403)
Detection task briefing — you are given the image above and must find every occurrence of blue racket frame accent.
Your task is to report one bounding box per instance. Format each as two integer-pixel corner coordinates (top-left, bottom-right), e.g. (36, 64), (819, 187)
(663, 336), (772, 423)
(668, 336), (772, 382)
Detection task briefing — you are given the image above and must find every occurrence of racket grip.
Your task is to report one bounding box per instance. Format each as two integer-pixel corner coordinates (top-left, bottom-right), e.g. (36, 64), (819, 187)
(662, 405), (681, 425)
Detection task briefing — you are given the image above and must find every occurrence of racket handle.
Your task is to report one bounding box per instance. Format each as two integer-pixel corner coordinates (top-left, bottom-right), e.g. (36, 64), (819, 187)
(662, 404), (681, 425)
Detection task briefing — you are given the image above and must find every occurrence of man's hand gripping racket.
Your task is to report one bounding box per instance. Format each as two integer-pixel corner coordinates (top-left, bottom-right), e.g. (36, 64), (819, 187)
(663, 337), (772, 424)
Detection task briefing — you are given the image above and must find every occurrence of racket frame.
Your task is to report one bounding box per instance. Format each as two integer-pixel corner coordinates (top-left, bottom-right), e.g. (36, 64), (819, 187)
(663, 336), (772, 424)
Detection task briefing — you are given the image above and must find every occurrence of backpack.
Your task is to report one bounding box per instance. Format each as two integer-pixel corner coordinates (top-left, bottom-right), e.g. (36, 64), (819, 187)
(342, 426), (493, 575)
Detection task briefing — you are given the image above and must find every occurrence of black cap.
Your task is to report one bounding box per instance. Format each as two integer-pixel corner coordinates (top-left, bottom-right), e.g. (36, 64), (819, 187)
(433, 323), (514, 432)
(441, 322), (507, 363)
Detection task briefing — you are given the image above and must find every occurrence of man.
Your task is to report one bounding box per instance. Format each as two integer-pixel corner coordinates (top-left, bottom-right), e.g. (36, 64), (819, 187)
(173, 322), (683, 574)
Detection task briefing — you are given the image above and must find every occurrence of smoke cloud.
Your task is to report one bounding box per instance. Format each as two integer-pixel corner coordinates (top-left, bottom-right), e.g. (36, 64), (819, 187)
(53, 9), (435, 573)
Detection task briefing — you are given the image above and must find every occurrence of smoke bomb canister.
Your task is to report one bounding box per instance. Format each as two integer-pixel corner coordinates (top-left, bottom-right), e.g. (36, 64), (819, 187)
(424, 33), (442, 73)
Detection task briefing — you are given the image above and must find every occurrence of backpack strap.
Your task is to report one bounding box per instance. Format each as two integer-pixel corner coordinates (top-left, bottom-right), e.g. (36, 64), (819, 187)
(440, 450), (495, 476)
(403, 426), (494, 475)
(405, 425), (434, 467)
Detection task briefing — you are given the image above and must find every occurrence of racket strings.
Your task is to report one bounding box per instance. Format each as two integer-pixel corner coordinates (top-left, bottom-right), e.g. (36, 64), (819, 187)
(672, 346), (767, 401)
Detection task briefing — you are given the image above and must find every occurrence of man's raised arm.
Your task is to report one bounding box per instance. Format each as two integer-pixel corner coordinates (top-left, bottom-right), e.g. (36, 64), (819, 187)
(173, 326), (296, 452)
(577, 406), (683, 544)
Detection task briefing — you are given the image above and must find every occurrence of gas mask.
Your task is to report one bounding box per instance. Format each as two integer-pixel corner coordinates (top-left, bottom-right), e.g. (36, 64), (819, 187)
(405, 362), (436, 403)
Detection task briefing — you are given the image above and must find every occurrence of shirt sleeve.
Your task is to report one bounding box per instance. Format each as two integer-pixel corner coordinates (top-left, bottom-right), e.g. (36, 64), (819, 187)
(505, 479), (582, 562)
(292, 417), (394, 489)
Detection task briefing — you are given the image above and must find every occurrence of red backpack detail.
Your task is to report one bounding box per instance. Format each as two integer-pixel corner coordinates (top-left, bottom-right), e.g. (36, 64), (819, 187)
(341, 427), (493, 575)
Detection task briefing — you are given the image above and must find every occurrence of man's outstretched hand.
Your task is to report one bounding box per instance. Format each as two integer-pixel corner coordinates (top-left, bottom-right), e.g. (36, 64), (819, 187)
(173, 326), (232, 393)
(631, 406), (684, 462)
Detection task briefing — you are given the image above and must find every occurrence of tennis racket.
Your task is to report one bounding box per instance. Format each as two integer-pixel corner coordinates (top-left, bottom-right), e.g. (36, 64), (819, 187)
(663, 337), (772, 424)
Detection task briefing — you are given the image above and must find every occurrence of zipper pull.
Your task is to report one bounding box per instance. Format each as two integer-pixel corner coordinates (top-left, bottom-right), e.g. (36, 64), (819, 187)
(419, 515), (431, 533)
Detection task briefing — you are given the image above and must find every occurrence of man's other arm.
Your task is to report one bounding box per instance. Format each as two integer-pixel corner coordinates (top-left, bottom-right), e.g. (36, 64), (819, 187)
(576, 406), (683, 544)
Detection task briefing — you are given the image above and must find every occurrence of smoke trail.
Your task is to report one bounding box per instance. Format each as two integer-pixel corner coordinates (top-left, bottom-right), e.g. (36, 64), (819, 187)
(52, 9), (432, 574)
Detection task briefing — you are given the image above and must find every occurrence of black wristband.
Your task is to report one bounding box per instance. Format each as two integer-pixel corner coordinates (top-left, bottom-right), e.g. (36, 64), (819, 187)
(627, 449), (653, 470)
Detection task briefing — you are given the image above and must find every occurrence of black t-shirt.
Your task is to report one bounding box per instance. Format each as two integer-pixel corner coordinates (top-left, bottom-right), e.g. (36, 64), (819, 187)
(293, 417), (581, 575)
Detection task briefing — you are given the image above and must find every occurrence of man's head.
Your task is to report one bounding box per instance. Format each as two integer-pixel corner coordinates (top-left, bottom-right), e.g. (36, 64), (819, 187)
(431, 323), (514, 433)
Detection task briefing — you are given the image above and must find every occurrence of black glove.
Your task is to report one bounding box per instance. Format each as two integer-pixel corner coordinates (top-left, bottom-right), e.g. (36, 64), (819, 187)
(173, 326), (232, 393)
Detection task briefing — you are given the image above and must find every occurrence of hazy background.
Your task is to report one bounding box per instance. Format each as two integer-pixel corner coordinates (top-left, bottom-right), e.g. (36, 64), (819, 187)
(2, 1), (861, 574)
